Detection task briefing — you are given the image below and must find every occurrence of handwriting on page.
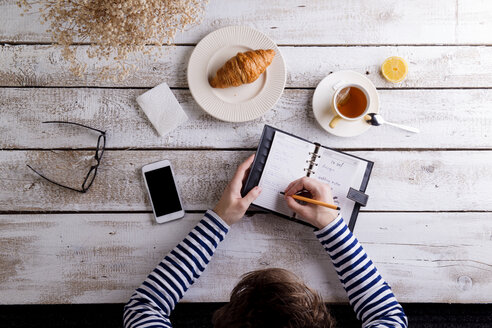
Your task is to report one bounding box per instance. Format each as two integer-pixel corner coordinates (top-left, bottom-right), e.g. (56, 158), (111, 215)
(254, 132), (315, 217)
(314, 148), (365, 223)
(316, 160), (349, 188)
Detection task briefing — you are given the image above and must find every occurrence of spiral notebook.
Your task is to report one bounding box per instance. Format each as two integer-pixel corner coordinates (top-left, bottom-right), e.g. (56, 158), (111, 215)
(242, 125), (373, 230)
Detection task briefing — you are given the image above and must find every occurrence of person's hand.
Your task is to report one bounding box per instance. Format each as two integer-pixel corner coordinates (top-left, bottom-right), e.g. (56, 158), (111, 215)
(284, 177), (339, 229)
(213, 154), (262, 226)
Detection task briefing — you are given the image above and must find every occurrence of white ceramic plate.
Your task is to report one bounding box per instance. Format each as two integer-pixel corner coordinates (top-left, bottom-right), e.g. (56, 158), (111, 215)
(187, 26), (286, 122)
(312, 70), (380, 137)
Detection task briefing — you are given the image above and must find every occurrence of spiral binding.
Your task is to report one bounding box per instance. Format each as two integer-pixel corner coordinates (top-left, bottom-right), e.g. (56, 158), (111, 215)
(308, 151), (321, 158)
(303, 167), (316, 175)
(306, 160), (318, 166)
(305, 146), (321, 176)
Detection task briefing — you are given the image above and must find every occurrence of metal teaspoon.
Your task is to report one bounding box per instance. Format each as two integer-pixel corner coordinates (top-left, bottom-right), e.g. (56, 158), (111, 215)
(365, 113), (420, 133)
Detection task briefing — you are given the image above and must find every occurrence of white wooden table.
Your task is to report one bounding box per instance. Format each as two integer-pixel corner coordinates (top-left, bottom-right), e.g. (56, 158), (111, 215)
(1, 0), (492, 304)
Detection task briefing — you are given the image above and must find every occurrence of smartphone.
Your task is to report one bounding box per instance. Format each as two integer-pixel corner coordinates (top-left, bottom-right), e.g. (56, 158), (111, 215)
(142, 160), (185, 223)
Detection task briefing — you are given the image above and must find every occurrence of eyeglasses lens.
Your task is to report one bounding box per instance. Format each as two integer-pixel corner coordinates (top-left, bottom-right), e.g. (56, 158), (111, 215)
(96, 134), (106, 160)
(82, 166), (97, 191)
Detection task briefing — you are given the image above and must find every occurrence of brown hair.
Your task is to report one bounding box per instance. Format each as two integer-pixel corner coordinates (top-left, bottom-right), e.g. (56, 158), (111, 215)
(212, 268), (335, 328)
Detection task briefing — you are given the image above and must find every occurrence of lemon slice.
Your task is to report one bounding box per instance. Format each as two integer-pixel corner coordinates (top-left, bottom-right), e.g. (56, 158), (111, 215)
(381, 56), (408, 83)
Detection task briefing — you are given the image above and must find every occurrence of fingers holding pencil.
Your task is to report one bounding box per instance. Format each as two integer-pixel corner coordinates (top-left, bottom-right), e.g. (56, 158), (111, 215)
(280, 192), (340, 211)
(284, 177), (334, 202)
(283, 177), (339, 229)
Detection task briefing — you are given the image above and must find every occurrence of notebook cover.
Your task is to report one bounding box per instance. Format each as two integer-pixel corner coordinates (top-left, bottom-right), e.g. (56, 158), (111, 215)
(242, 125), (373, 231)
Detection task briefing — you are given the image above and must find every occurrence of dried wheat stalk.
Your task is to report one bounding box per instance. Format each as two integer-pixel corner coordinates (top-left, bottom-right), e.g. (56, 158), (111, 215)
(17, 0), (208, 81)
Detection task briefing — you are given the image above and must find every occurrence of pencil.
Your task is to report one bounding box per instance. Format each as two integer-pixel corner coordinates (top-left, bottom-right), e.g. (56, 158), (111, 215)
(280, 192), (340, 211)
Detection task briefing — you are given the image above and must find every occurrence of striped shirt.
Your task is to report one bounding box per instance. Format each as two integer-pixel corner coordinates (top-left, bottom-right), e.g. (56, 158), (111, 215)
(124, 210), (408, 328)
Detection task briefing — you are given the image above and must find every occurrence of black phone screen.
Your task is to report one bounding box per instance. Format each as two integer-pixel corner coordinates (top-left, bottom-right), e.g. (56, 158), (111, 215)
(144, 166), (182, 216)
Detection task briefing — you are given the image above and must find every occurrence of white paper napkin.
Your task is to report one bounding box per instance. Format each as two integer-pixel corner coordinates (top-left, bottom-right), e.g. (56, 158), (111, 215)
(136, 82), (188, 137)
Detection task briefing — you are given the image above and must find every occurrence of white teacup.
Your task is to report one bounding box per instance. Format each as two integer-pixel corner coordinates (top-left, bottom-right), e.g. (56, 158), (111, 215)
(329, 82), (371, 129)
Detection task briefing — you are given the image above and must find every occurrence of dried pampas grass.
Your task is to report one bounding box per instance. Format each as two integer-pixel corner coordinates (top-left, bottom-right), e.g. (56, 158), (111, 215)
(17, 0), (208, 81)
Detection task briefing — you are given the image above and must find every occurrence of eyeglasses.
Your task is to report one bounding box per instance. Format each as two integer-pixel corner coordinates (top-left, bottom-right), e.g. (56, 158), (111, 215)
(26, 121), (106, 193)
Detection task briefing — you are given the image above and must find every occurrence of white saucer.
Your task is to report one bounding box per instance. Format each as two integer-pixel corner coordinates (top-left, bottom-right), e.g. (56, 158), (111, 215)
(187, 26), (286, 122)
(312, 70), (379, 137)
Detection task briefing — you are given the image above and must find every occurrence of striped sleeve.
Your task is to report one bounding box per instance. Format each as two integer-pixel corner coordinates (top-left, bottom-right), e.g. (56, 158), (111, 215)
(315, 215), (408, 328)
(123, 210), (230, 328)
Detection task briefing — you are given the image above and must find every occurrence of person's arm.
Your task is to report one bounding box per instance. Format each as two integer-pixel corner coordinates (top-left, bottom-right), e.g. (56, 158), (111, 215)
(123, 210), (229, 328)
(284, 177), (408, 328)
(315, 216), (407, 328)
(124, 155), (262, 328)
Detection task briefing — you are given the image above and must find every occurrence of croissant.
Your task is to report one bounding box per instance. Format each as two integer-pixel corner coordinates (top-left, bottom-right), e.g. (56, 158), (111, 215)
(209, 49), (275, 88)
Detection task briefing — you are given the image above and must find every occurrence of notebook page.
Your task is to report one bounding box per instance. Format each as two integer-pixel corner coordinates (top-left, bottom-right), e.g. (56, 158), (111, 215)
(254, 131), (315, 217)
(313, 148), (367, 224)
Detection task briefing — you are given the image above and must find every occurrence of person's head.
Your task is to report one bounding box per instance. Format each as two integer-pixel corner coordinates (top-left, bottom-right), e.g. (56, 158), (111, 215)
(212, 268), (335, 328)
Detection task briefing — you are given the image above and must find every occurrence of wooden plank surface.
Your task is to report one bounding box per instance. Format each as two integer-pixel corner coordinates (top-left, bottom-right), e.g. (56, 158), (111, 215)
(2, 88), (492, 150)
(1, 0), (491, 45)
(2, 45), (492, 88)
(1, 0), (491, 306)
(0, 212), (490, 304)
(1, 150), (491, 212)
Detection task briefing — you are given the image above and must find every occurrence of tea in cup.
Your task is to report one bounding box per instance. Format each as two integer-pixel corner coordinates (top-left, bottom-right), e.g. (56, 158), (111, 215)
(329, 83), (370, 128)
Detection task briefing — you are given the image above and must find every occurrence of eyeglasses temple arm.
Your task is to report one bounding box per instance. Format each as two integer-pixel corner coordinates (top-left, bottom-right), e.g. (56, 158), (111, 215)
(26, 164), (85, 193)
(42, 121), (106, 135)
